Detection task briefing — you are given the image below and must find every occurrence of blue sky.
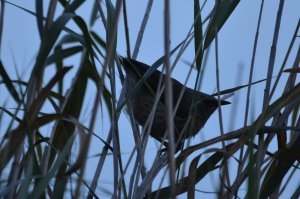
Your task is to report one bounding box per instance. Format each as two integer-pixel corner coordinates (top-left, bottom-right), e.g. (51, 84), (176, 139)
(1, 1), (300, 198)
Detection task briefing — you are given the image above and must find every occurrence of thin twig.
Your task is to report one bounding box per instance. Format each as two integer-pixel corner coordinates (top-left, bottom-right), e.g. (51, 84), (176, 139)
(96, 0), (107, 28)
(214, 27), (231, 194)
(164, 1), (176, 199)
(244, 0), (264, 127)
(132, 0), (154, 59)
(236, 0), (265, 196)
(269, 19), (300, 102)
(122, 0), (131, 58)
(257, 1), (285, 197)
(87, 0), (124, 198)
(0, 1), (5, 56)
(134, 153), (168, 199)
(262, 0), (285, 109)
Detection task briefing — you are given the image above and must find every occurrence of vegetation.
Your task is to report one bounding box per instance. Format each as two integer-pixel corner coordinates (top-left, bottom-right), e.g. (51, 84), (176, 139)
(0, 0), (299, 198)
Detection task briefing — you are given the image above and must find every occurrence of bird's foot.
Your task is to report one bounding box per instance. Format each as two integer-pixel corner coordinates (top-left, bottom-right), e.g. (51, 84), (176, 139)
(157, 147), (167, 157)
(157, 142), (183, 156)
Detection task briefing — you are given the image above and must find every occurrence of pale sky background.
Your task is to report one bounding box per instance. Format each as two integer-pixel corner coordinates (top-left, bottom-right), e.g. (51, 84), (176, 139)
(1, 1), (300, 198)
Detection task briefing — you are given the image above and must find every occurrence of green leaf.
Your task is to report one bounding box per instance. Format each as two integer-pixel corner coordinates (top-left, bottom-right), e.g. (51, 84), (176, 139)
(50, 58), (89, 198)
(89, 1), (99, 27)
(45, 46), (83, 66)
(211, 77), (269, 97)
(188, 155), (201, 199)
(35, 0), (44, 38)
(28, 67), (72, 117)
(260, 148), (300, 197)
(57, 34), (85, 46)
(71, 15), (98, 65)
(30, 12), (76, 84)
(0, 106), (22, 123)
(204, 0), (240, 49)
(0, 60), (20, 103)
(64, 0), (85, 12)
(91, 31), (107, 49)
(194, 0), (203, 71)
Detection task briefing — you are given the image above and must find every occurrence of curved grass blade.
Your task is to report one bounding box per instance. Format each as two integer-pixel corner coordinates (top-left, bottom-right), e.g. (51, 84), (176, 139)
(0, 67), (72, 173)
(30, 134), (75, 199)
(260, 137), (300, 198)
(147, 144), (235, 198)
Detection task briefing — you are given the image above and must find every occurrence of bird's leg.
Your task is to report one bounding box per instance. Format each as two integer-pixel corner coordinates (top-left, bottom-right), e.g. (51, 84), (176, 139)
(157, 140), (183, 156)
(156, 139), (169, 156)
(152, 132), (183, 155)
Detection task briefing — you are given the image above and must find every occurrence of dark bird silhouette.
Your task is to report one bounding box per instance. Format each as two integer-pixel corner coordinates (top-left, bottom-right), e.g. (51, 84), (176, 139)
(121, 57), (230, 152)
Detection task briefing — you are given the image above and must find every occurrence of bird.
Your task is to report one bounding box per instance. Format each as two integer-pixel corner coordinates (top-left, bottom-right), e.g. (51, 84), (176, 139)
(120, 57), (230, 152)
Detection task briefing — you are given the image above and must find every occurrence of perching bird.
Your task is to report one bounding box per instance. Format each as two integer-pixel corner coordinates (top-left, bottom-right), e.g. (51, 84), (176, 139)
(121, 57), (230, 152)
